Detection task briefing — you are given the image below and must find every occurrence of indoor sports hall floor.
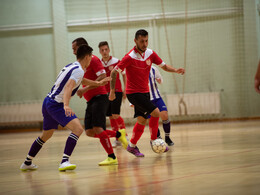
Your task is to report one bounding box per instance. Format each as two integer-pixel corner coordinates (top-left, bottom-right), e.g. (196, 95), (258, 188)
(0, 120), (260, 195)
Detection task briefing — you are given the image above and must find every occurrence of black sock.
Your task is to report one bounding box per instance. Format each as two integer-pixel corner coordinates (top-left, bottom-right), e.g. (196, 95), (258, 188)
(116, 131), (121, 139)
(108, 153), (116, 159)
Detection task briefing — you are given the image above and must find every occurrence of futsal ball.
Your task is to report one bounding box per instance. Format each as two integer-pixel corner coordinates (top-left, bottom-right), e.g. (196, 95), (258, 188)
(151, 138), (167, 154)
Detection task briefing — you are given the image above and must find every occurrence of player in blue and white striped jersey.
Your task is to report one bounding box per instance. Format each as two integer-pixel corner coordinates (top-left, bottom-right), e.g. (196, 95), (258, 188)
(149, 65), (174, 146)
(20, 45), (110, 171)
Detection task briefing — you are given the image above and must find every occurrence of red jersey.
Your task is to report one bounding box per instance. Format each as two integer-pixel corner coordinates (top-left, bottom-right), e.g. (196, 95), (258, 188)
(101, 56), (122, 93)
(83, 55), (107, 101)
(115, 47), (165, 94)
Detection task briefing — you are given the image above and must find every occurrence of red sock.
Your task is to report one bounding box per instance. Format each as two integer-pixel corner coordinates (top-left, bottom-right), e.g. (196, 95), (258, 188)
(130, 123), (145, 145)
(110, 118), (119, 131)
(97, 131), (114, 154)
(104, 129), (117, 138)
(149, 116), (159, 140)
(116, 116), (125, 129)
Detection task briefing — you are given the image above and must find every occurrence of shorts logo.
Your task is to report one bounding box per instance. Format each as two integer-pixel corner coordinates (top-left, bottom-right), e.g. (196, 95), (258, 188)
(146, 59), (151, 66)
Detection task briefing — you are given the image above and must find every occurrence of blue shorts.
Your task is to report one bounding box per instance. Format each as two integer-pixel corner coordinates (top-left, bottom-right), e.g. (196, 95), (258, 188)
(151, 97), (168, 112)
(42, 97), (77, 130)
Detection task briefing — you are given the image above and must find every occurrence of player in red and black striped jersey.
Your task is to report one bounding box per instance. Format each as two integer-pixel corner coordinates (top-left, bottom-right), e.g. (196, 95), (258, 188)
(109, 29), (185, 157)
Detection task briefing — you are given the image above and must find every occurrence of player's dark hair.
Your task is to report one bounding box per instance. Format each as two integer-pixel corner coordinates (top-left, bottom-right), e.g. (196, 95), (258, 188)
(98, 41), (109, 48)
(135, 29), (148, 39)
(76, 44), (93, 60)
(72, 37), (89, 47)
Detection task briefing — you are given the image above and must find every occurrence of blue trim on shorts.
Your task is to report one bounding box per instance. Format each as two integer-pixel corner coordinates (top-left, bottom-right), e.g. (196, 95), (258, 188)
(151, 97), (168, 112)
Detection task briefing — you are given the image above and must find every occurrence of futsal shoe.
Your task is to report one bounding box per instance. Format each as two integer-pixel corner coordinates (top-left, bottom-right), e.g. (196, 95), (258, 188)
(98, 157), (118, 166)
(112, 140), (122, 148)
(59, 161), (76, 171)
(20, 163), (38, 171)
(165, 137), (174, 146)
(118, 129), (128, 149)
(127, 145), (145, 157)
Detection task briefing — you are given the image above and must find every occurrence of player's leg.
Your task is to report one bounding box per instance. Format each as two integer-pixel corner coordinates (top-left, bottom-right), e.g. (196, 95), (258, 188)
(20, 97), (57, 171)
(86, 95), (123, 165)
(113, 92), (126, 130)
(20, 129), (54, 171)
(58, 118), (84, 171)
(160, 110), (174, 146)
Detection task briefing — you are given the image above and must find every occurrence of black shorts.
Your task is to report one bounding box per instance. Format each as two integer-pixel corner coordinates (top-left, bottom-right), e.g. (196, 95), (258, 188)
(84, 94), (109, 130)
(127, 93), (157, 119)
(107, 92), (123, 116)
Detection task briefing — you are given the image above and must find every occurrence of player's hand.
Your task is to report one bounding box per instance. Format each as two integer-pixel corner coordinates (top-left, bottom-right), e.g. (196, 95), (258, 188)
(77, 89), (84, 98)
(99, 77), (111, 86)
(64, 105), (75, 117)
(109, 92), (116, 101)
(175, 68), (185, 75)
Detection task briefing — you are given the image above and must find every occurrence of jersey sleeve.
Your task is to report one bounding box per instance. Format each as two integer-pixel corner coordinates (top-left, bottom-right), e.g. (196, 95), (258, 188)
(70, 68), (84, 83)
(152, 51), (166, 67)
(115, 55), (131, 73)
(92, 56), (106, 76)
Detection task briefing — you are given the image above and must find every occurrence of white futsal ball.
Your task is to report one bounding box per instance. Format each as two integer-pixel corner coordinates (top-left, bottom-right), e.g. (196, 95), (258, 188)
(151, 138), (167, 154)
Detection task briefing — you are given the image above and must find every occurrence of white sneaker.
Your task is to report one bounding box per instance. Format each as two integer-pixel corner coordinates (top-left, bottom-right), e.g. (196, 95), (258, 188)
(59, 161), (76, 171)
(20, 163), (38, 171)
(112, 140), (122, 148)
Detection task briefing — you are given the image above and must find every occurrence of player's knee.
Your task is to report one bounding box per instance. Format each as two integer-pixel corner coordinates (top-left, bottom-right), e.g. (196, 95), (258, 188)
(151, 108), (160, 117)
(85, 130), (95, 137)
(72, 127), (83, 137)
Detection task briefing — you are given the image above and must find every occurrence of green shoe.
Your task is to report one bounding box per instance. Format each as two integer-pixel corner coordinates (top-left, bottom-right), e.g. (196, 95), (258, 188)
(98, 157), (118, 166)
(118, 129), (128, 149)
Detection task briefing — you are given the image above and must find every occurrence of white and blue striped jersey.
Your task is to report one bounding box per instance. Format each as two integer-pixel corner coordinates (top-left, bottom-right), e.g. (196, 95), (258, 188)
(149, 65), (163, 100)
(48, 61), (84, 103)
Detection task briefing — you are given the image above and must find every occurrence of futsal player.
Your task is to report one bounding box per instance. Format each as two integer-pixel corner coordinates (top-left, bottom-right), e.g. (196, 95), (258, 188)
(98, 41), (127, 148)
(72, 38), (128, 166)
(20, 45), (109, 171)
(109, 29), (185, 157)
(149, 65), (174, 146)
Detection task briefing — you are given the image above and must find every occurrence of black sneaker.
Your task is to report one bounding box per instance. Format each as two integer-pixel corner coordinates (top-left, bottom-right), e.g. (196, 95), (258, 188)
(165, 136), (174, 146)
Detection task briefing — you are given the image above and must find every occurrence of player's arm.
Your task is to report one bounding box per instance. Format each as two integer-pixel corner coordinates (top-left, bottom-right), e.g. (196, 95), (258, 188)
(161, 64), (185, 75)
(154, 66), (163, 84)
(255, 60), (260, 94)
(63, 79), (76, 117)
(109, 69), (119, 101)
(122, 73), (127, 99)
(77, 75), (110, 98)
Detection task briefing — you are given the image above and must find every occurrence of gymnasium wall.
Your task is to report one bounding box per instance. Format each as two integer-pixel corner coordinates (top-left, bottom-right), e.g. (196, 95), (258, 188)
(0, 0), (259, 126)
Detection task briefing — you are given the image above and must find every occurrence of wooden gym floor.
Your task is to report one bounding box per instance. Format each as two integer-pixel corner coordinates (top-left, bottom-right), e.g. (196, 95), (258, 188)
(0, 120), (260, 195)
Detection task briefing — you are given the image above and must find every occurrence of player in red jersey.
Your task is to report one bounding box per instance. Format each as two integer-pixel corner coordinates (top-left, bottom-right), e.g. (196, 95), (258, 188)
(109, 29), (185, 157)
(98, 41), (127, 148)
(73, 38), (128, 165)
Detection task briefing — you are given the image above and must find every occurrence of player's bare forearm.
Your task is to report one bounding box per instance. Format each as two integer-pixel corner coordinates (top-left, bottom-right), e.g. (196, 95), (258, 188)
(110, 69), (118, 91)
(161, 64), (185, 75)
(63, 79), (75, 106)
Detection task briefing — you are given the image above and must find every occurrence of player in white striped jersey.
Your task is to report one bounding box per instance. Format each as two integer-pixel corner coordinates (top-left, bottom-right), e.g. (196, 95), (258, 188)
(20, 45), (110, 171)
(149, 65), (174, 146)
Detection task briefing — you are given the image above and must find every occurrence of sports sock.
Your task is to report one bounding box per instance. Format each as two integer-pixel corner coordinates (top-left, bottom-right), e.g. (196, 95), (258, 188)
(97, 131), (114, 155)
(105, 129), (117, 138)
(116, 116), (125, 129)
(130, 122), (145, 145)
(25, 137), (45, 165)
(149, 116), (159, 140)
(163, 119), (171, 137)
(108, 153), (116, 159)
(157, 128), (161, 138)
(110, 118), (119, 131)
(61, 133), (79, 164)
